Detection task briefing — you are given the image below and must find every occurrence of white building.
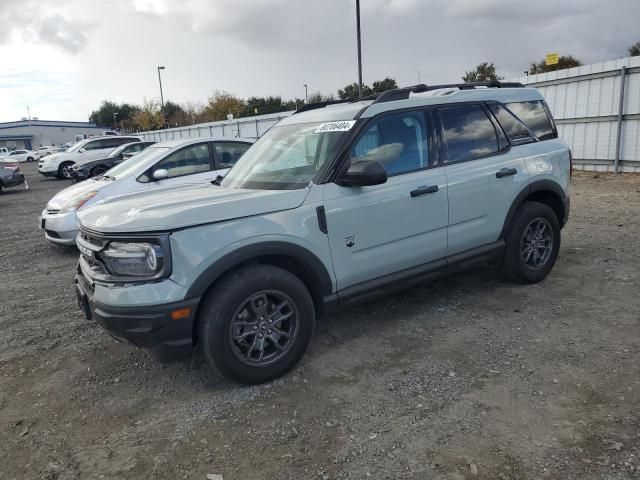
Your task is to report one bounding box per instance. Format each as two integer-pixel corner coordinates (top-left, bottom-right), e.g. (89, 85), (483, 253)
(0, 119), (106, 149)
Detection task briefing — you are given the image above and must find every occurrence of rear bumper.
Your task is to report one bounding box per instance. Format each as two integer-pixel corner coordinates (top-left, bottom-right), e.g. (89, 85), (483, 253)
(75, 271), (199, 357)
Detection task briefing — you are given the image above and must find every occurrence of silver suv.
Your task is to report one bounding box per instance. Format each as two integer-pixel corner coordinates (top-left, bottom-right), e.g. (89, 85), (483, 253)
(74, 82), (571, 384)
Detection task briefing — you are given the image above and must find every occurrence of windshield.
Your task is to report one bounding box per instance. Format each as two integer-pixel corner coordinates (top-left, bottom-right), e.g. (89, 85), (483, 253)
(66, 141), (86, 153)
(104, 146), (170, 180)
(221, 121), (351, 190)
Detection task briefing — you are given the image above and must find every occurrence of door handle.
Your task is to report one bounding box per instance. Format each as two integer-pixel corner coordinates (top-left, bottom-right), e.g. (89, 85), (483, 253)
(410, 185), (439, 197)
(496, 167), (517, 178)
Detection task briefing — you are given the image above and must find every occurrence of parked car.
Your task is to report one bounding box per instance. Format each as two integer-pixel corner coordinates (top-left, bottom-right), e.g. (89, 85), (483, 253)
(71, 141), (156, 181)
(0, 147), (12, 158)
(73, 82), (571, 384)
(0, 163), (26, 192)
(0, 149), (40, 163)
(40, 137), (253, 245)
(38, 135), (142, 179)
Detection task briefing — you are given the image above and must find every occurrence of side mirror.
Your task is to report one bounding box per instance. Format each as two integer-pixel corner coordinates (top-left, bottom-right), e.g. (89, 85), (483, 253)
(79, 148), (86, 153)
(153, 169), (169, 181)
(337, 160), (387, 187)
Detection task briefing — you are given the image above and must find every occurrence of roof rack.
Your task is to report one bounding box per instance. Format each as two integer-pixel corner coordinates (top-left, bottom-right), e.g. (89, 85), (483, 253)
(293, 99), (350, 115)
(369, 81), (525, 105)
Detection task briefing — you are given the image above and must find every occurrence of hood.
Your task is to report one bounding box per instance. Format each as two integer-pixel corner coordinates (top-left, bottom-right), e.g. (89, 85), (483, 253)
(46, 178), (109, 210)
(77, 183), (310, 233)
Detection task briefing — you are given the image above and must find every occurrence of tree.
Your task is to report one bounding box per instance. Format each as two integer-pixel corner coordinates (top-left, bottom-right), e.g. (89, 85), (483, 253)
(89, 101), (139, 130)
(305, 91), (336, 104)
(200, 90), (246, 122)
(629, 41), (640, 57)
(132, 99), (163, 131)
(529, 55), (583, 74)
(243, 96), (290, 116)
(371, 77), (398, 94)
(338, 82), (373, 101)
(462, 62), (502, 82)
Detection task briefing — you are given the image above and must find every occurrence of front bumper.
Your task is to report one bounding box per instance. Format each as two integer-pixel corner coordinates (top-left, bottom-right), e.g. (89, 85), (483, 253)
(71, 169), (89, 181)
(74, 270), (199, 357)
(39, 209), (78, 245)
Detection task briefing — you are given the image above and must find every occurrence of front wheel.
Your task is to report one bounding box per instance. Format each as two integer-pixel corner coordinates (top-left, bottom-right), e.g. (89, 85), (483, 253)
(90, 165), (108, 178)
(27, 157), (34, 162)
(198, 265), (315, 384)
(57, 161), (74, 179)
(502, 201), (561, 284)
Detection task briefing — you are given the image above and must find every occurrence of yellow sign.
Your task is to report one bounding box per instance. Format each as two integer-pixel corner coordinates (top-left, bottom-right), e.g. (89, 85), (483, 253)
(545, 53), (559, 66)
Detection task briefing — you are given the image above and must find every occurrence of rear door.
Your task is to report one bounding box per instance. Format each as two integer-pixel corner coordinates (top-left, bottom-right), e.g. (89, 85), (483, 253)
(323, 109), (448, 291)
(437, 103), (530, 255)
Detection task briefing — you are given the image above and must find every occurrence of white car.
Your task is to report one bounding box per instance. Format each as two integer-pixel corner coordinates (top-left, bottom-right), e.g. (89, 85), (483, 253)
(40, 137), (254, 245)
(38, 135), (142, 179)
(0, 149), (40, 163)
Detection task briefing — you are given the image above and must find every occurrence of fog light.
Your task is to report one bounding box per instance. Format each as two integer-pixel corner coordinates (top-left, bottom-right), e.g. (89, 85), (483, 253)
(171, 308), (191, 320)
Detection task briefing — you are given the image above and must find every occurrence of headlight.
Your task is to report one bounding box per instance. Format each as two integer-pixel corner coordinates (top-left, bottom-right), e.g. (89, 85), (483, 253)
(100, 242), (164, 277)
(59, 191), (97, 213)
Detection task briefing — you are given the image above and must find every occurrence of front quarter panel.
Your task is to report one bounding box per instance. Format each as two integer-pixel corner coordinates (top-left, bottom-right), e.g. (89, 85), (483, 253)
(169, 184), (336, 296)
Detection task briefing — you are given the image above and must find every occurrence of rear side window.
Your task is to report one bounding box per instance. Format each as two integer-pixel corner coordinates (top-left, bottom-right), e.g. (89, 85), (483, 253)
(351, 111), (428, 176)
(439, 105), (499, 162)
(214, 142), (252, 169)
(488, 104), (534, 145)
(505, 101), (555, 141)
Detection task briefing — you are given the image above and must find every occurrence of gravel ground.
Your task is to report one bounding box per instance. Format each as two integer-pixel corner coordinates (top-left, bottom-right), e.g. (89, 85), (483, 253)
(1, 163), (639, 480)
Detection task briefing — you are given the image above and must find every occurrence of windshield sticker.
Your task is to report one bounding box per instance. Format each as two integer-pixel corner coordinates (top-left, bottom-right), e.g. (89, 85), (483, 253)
(314, 120), (356, 134)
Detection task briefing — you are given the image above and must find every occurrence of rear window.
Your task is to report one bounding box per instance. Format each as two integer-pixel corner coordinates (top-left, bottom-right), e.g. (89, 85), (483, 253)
(505, 101), (556, 141)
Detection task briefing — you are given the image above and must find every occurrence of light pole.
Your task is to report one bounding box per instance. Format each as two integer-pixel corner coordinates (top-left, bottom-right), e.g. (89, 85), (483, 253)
(113, 112), (118, 131)
(355, 0), (363, 98)
(157, 66), (167, 128)
(303, 84), (308, 103)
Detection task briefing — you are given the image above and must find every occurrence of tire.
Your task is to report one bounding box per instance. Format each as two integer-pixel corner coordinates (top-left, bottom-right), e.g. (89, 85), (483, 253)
(26, 157), (34, 162)
(198, 264), (315, 384)
(89, 165), (108, 178)
(57, 161), (74, 180)
(502, 201), (561, 284)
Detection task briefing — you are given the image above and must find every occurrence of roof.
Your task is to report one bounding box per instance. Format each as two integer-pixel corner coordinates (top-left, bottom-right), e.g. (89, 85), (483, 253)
(0, 119), (100, 129)
(152, 136), (256, 149)
(279, 86), (544, 125)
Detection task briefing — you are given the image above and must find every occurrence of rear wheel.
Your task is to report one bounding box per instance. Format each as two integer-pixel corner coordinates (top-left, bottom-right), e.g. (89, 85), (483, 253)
(26, 156), (34, 162)
(90, 165), (108, 178)
(502, 201), (560, 284)
(57, 162), (74, 179)
(198, 264), (315, 384)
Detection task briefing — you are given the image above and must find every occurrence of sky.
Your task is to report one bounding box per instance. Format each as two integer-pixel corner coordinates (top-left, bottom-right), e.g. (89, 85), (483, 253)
(0, 0), (638, 123)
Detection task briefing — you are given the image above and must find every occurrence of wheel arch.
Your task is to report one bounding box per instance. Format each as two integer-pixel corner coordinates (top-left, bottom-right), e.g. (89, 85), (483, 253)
(501, 180), (567, 238)
(186, 241), (334, 331)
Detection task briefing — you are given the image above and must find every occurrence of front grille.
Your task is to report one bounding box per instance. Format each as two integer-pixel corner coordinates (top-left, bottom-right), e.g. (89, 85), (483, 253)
(45, 229), (61, 239)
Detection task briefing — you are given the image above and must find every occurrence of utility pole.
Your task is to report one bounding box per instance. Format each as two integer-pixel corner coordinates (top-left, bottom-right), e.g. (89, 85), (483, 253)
(303, 84), (308, 103)
(356, 0), (363, 98)
(113, 112), (118, 131)
(157, 66), (167, 129)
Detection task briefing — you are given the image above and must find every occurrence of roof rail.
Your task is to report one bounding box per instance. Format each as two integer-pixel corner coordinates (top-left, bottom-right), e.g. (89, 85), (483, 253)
(293, 99), (350, 115)
(369, 81), (525, 105)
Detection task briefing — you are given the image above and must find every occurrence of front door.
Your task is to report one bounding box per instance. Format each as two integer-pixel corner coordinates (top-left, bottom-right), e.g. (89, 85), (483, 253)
(148, 141), (219, 188)
(323, 110), (448, 292)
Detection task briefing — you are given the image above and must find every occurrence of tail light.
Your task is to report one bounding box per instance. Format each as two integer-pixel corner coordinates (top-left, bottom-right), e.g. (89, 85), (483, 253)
(3, 163), (20, 172)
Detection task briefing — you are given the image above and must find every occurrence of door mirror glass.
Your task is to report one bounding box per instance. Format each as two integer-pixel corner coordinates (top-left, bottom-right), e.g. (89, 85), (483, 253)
(337, 160), (387, 187)
(153, 168), (169, 181)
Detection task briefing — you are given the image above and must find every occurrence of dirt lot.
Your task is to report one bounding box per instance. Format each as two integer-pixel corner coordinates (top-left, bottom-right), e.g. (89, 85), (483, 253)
(0, 164), (639, 480)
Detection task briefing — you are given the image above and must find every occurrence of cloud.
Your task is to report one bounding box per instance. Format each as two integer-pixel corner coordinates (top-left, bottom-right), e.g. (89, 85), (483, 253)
(0, 0), (92, 54)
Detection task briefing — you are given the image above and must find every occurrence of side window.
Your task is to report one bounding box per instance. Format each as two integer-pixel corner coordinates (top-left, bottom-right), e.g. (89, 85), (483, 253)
(505, 101), (555, 141)
(151, 143), (211, 179)
(83, 140), (105, 151)
(214, 142), (252, 169)
(124, 144), (143, 154)
(439, 105), (499, 162)
(351, 111), (428, 176)
(488, 104), (535, 145)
